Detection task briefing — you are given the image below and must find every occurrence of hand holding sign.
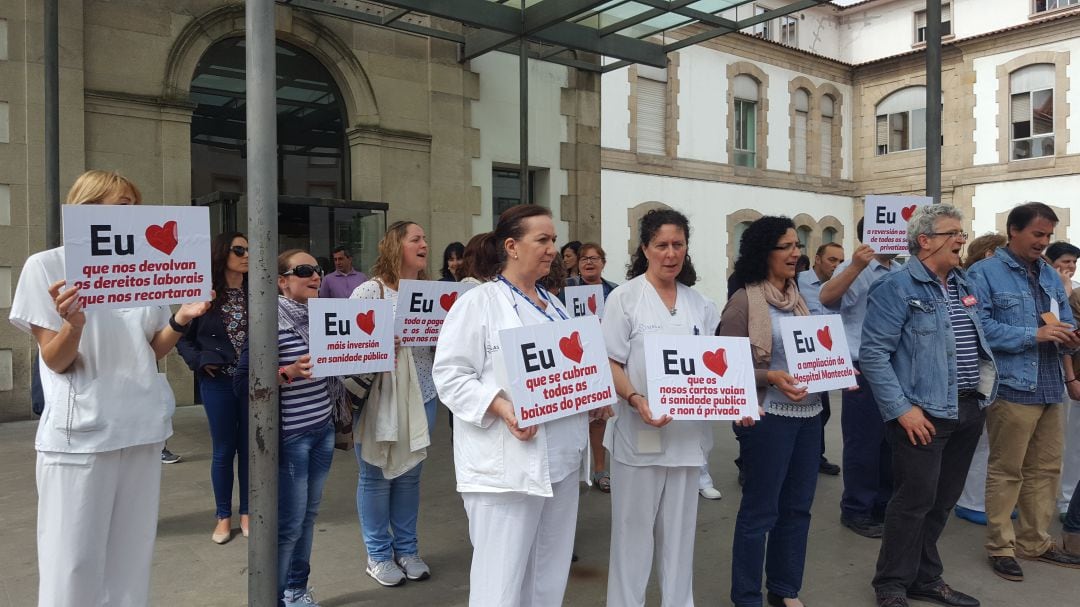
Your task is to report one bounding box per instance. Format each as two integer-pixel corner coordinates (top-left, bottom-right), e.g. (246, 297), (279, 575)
(49, 280), (86, 328)
(309, 299), (394, 377)
(778, 314), (857, 393)
(644, 335), (759, 422)
(862, 195), (932, 255)
(395, 279), (475, 346)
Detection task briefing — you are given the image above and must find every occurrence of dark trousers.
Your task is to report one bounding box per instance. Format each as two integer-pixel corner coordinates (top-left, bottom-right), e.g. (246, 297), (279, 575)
(820, 391), (831, 460)
(841, 362), (892, 519)
(873, 397), (985, 596)
(1067, 480), (1080, 533)
(731, 413), (821, 606)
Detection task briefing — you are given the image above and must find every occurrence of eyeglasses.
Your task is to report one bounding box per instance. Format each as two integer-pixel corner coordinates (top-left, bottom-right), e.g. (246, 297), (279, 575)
(929, 231), (969, 240)
(281, 264), (325, 278)
(230, 245), (249, 257)
(772, 242), (806, 252)
(579, 256), (604, 263)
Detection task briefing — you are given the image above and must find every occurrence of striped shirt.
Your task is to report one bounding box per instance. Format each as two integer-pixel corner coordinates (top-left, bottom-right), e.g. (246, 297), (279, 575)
(279, 328), (332, 437)
(942, 273), (979, 391)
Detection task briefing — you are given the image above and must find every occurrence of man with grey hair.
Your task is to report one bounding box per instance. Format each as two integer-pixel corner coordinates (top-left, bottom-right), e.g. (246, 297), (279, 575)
(861, 204), (997, 607)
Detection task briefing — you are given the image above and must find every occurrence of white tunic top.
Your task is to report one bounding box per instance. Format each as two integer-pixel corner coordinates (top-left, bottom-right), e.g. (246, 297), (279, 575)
(9, 247), (174, 453)
(601, 275), (721, 467)
(433, 279), (588, 496)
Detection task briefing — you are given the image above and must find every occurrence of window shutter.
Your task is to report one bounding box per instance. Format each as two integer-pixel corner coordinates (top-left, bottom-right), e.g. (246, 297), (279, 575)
(821, 116), (833, 175)
(1011, 93), (1031, 124)
(636, 77), (666, 155)
(794, 113), (807, 174)
(876, 115), (889, 150)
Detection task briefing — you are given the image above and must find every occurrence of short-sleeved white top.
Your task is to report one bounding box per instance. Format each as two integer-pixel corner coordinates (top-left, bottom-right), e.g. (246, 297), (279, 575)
(601, 275), (721, 467)
(9, 247), (175, 453)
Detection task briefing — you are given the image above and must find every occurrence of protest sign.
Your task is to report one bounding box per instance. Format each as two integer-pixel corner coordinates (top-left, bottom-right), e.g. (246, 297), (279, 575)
(778, 314), (857, 393)
(862, 195), (931, 255)
(644, 335), (759, 421)
(309, 298), (394, 377)
(63, 205), (211, 310)
(394, 279), (475, 346)
(499, 316), (616, 428)
(563, 284), (605, 319)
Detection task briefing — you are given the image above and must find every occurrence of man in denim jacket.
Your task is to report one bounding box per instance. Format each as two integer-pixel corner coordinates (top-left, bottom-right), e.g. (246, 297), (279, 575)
(862, 204), (997, 607)
(967, 202), (1080, 582)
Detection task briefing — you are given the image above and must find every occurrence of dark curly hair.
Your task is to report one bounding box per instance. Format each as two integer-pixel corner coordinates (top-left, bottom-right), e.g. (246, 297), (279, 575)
(627, 209), (697, 286)
(730, 216), (796, 291)
(440, 241), (465, 280)
(210, 231), (247, 308)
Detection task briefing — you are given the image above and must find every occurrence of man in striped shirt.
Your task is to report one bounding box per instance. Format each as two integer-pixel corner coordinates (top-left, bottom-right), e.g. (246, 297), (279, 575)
(861, 204), (998, 607)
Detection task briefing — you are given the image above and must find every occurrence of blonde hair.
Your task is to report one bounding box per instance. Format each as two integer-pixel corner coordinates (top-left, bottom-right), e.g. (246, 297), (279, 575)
(65, 170), (142, 205)
(370, 221), (428, 289)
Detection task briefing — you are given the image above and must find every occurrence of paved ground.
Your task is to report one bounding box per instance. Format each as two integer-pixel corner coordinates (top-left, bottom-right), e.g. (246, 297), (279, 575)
(2, 402), (1079, 606)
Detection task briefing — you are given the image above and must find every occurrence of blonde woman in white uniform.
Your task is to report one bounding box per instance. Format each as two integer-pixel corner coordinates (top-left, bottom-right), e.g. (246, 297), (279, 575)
(433, 204), (605, 607)
(9, 170), (210, 607)
(602, 208), (720, 607)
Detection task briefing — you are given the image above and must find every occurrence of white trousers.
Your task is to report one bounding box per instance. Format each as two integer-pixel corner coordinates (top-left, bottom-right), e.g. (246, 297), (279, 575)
(1060, 401), (1080, 510)
(461, 475), (579, 607)
(957, 428), (990, 512)
(36, 442), (163, 607)
(608, 460), (698, 607)
(698, 464), (714, 491)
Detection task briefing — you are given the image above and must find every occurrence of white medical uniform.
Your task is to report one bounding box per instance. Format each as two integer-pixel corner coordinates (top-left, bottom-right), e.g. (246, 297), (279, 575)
(601, 275), (720, 607)
(10, 247), (173, 607)
(433, 280), (588, 607)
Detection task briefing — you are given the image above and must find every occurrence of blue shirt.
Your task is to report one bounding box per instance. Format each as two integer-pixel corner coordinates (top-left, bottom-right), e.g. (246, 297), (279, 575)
(825, 258), (902, 362)
(797, 270), (827, 316)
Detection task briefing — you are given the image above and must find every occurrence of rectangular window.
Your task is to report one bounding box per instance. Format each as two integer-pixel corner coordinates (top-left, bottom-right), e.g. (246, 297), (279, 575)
(780, 15), (798, 46)
(793, 111), (807, 173)
(734, 99), (757, 167)
(877, 110), (926, 155)
(1011, 88), (1055, 160)
(1034, 0), (1080, 14)
(821, 116), (833, 176)
(636, 76), (667, 155)
(492, 168), (535, 228)
(915, 3), (951, 43)
(752, 5), (772, 40)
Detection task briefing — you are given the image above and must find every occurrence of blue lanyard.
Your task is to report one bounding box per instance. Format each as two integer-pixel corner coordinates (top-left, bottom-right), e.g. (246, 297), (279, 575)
(497, 275), (568, 322)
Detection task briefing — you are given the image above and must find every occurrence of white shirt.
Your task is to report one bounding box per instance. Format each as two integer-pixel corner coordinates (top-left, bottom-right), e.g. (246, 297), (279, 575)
(601, 275), (721, 467)
(10, 247), (174, 453)
(433, 280), (588, 496)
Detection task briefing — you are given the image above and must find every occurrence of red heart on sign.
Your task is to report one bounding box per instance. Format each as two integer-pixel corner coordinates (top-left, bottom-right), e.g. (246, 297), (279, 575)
(439, 292), (458, 312)
(559, 331), (584, 364)
(900, 205), (917, 221)
(702, 348), (728, 377)
(587, 293), (597, 314)
(355, 310), (375, 335)
(145, 220), (178, 255)
(817, 325), (833, 351)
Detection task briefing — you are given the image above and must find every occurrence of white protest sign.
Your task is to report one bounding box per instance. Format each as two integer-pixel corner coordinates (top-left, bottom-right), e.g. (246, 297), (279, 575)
(499, 316), (616, 428)
(394, 279), (475, 346)
(309, 298), (395, 377)
(63, 205), (211, 310)
(644, 335), (759, 421)
(862, 195), (931, 255)
(778, 314), (857, 393)
(564, 284), (605, 319)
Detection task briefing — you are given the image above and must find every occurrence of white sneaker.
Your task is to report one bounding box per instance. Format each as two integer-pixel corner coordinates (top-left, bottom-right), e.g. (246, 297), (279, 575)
(699, 487), (723, 500)
(396, 553), (431, 581)
(366, 558), (406, 587)
(282, 587), (320, 606)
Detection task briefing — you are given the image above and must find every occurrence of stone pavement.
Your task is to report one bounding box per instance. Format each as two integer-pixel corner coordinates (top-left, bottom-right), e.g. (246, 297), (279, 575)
(1, 403), (1078, 606)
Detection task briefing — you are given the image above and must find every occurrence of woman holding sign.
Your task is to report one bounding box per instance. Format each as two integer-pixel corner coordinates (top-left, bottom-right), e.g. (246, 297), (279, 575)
(720, 216), (820, 607)
(349, 221), (439, 587)
(433, 204), (594, 607)
(9, 170), (212, 607)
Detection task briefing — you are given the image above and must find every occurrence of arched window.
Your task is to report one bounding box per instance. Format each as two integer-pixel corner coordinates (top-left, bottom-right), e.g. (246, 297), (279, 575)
(733, 75), (759, 167)
(822, 226), (837, 244)
(1010, 63), (1055, 160)
(793, 88), (810, 174)
(733, 220), (753, 253)
(875, 86), (926, 155)
(821, 94), (835, 176)
(797, 225), (812, 250)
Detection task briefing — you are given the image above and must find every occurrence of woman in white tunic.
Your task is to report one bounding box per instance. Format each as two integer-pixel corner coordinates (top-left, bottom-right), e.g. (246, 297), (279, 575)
(433, 204), (602, 607)
(601, 208), (720, 607)
(9, 170), (210, 607)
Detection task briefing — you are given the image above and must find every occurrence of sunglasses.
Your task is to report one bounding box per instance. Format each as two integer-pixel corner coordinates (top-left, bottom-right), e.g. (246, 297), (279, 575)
(230, 245), (249, 257)
(281, 264), (325, 278)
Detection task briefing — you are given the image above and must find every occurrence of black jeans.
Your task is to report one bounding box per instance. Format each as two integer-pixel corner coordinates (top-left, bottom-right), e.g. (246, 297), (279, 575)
(873, 396), (985, 596)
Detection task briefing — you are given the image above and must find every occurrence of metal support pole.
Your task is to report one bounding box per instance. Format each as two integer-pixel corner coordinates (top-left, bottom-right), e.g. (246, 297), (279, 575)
(44, 0), (60, 248)
(245, 2), (279, 605)
(925, 0), (942, 203)
(519, 35), (529, 204)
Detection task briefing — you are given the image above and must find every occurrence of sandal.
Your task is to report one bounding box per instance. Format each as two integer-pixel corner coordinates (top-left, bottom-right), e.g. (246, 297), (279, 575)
(592, 471), (611, 493)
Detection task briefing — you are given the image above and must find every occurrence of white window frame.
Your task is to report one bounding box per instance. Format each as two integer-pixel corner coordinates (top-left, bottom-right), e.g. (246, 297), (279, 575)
(752, 5), (772, 40)
(635, 65), (668, 156)
(1009, 64), (1055, 161)
(914, 3), (951, 44)
(733, 75), (759, 168)
(875, 87), (927, 155)
(1033, 0), (1080, 15)
(779, 15), (798, 46)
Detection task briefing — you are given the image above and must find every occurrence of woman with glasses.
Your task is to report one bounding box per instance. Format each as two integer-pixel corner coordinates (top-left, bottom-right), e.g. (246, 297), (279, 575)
(177, 232), (250, 544)
(721, 216), (819, 607)
(350, 221), (439, 587)
(9, 170), (211, 607)
(235, 249), (341, 606)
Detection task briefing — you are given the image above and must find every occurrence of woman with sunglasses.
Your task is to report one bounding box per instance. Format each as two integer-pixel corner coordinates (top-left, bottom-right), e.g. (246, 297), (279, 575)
(235, 249), (342, 606)
(9, 170), (211, 607)
(177, 232), (250, 544)
(350, 221), (438, 587)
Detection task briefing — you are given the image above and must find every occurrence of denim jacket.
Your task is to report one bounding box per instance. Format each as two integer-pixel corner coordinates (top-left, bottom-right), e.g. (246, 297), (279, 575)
(860, 260), (998, 422)
(966, 248), (1075, 393)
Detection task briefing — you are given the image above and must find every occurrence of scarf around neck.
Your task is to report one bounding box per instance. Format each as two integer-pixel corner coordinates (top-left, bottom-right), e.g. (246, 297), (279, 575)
(745, 279), (809, 365)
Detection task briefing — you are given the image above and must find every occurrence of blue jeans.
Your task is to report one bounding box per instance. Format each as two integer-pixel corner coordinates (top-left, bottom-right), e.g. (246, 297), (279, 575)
(731, 413), (821, 607)
(355, 398), (437, 562)
(841, 362), (893, 519)
(278, 421), (335, 598)
(201, 375), (249, 519)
